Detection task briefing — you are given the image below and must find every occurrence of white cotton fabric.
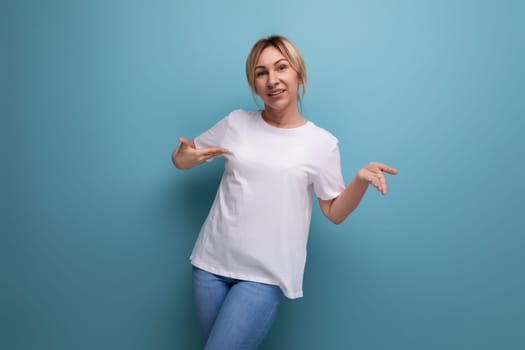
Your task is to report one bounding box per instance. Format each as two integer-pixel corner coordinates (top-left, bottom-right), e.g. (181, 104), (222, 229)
(190, 109), (345, 298)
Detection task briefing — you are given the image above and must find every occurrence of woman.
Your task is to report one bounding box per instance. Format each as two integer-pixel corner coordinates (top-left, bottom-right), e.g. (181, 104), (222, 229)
(172, 35), (397, 349)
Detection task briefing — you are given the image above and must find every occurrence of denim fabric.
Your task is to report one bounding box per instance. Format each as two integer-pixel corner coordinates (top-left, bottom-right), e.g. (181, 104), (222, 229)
(192, 266), (283, 350)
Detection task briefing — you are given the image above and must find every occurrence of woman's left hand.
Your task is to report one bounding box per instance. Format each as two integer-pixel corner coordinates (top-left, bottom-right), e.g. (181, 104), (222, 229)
(356, 162), (398, 196)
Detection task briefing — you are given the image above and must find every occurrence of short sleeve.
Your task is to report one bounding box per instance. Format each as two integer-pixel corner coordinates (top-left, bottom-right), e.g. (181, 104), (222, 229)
(194, 115), (230, 149)
(312, 142), (346, 200)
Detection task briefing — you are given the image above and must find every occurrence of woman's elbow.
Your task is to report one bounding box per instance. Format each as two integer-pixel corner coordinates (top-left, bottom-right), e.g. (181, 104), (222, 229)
(330, 216), (345, 225)
(323, 211), (344, 225)
(327, 211), (354, 225)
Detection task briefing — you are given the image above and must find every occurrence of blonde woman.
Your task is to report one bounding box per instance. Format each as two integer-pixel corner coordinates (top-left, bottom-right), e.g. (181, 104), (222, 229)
(172, 35), (397, 349)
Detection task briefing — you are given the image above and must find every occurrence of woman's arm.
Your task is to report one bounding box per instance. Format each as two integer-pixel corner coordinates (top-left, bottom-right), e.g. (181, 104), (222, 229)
(318, 162), (398, 224)
(172, 137), (228, 170)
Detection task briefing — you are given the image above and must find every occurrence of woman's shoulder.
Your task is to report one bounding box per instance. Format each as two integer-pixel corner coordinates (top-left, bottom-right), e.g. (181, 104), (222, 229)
(223, 109), (260, 126)
(305, 121), (340, 145)
(227, 109), (259, 119)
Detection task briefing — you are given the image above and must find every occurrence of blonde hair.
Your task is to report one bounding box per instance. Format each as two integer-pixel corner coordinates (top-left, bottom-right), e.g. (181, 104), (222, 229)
(245, 35), (307, 99)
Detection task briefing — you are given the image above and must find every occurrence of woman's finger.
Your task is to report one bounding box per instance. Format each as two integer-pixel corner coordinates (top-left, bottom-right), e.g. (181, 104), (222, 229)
(378, 163), (398, 175)
(178, 137), (194, 151)
(379, 175), (387, 195)
(368, 173), (381, 192)
(198, 148), (228, 157)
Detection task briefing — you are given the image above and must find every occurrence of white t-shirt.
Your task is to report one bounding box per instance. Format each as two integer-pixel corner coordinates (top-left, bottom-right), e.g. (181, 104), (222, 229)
(190, 109), (345, 298)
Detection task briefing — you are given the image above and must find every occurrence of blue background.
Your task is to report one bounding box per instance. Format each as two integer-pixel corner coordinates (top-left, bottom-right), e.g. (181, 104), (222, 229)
(3, 0), (524, 349)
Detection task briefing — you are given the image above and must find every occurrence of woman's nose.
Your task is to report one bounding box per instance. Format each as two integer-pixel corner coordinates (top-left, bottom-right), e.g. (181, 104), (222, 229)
(267, 71), (278, 86)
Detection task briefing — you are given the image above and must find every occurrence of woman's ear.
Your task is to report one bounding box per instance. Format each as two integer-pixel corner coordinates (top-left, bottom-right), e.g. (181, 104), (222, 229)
(297, 72), (304, 84)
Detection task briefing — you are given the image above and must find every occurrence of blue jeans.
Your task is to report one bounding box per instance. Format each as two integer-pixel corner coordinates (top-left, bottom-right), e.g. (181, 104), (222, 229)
(192, 266), (283, 350)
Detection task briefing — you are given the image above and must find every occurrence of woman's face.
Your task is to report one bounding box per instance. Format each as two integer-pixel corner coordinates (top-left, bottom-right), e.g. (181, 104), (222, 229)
(254, 46), (301, 112)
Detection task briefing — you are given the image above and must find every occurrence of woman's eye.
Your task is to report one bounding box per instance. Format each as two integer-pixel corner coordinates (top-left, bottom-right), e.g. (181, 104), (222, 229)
(256, 71), (267, 77)
(277, 65), (287, 71)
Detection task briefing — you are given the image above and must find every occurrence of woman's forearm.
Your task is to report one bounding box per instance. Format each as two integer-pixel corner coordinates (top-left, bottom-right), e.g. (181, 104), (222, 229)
(327, 176), (369, 224)
(322, 162), (397, 224)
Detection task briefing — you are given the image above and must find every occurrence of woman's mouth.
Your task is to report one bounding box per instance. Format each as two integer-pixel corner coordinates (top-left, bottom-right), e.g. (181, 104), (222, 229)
(268, 90), (285, 97)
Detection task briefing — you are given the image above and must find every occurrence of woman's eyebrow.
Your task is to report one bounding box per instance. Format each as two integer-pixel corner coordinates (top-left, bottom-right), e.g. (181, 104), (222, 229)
(255, 58), (288, 70)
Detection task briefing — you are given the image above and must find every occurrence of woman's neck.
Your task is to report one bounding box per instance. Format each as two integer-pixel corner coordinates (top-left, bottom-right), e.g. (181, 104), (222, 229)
(262, 106), (306, 128)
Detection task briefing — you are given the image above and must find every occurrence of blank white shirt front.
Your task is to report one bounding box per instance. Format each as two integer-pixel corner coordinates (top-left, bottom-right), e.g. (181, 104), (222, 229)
(191, 110), (345, 298)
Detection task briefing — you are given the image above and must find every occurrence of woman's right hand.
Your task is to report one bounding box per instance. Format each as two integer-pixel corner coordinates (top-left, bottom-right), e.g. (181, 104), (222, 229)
(172, 137), (229, 170)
